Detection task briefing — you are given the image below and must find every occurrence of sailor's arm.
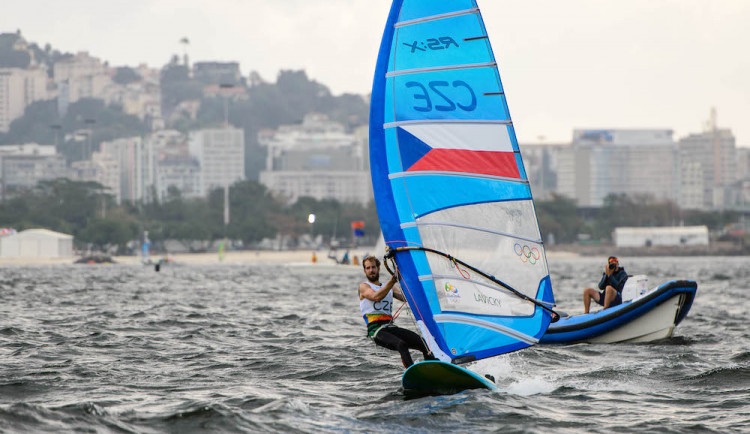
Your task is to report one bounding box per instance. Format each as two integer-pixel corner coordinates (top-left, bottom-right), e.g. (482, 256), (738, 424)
(611, 269), (628, 291)
(598, 272), (608, 290)
(359, 274), (399, 302)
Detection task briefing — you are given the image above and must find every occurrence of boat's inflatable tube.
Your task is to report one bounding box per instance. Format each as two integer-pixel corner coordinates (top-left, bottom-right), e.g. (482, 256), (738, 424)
(540, 280), (697, 344)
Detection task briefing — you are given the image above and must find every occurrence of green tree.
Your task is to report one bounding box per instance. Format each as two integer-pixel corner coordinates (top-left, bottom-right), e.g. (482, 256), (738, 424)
(287, 196), (380, 247)
(0, 100), (60, 145)
(79, 218), (138, 252)
(113, 67), (141, 85)
(224, 180), (278, 244)
(1, 98), (147, 163)
(0, 179), (104, 239)
(592, 194), (682, 241)
(160, 63), (203, 112)
(195, 70), (369, 180)
(683, 209), (738, 231)
(536, 194), (582, 243)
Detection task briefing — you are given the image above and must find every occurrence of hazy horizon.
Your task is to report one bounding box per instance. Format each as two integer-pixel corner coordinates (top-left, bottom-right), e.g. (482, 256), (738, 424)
(5, 0), (749, 146)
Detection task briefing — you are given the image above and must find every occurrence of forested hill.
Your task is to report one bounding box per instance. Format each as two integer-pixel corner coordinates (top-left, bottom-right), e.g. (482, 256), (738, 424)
(0, 32), (370, 180)
(160, 67), (370, 179)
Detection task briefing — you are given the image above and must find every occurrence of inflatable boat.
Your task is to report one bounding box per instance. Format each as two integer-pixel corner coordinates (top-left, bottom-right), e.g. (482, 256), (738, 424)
(541, 279), (697, 344)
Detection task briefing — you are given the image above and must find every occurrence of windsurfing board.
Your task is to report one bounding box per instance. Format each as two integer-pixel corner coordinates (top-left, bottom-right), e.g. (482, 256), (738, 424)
(402, 361), (497, 395)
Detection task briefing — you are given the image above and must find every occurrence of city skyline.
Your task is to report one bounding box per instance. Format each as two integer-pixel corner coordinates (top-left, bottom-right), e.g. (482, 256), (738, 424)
(5, 0), (749, 147)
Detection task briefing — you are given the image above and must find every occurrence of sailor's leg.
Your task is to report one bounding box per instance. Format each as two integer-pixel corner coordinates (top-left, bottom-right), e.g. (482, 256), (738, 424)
(603, 286), (620, 308)
(389, 326), (433, 361)
(583, 287), (599, 314)
(373, 327), (414, 368)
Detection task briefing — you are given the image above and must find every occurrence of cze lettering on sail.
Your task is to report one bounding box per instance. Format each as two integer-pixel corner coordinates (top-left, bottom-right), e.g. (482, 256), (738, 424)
(406, 80), (477, 112)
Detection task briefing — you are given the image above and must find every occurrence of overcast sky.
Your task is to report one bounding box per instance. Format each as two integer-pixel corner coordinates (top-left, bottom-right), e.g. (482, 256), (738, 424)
(6, 0), (749, 146)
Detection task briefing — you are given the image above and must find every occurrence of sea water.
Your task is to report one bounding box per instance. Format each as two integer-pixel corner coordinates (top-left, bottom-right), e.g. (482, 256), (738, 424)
(1, 256), (748, 433)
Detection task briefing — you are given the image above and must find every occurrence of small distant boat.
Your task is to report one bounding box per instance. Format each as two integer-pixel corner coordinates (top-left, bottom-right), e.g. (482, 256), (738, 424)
(75, 254), (115, 264)
(540, 279), (697, 344)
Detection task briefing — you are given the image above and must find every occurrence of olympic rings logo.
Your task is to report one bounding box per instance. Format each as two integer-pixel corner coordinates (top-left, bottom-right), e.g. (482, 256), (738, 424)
(514, 243), (540, 265)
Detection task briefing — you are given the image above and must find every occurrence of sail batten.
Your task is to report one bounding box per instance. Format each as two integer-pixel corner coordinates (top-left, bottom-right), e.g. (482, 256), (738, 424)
(384, 120), (512, 129)
(434, 314), (539, 345)
(389, 171), (528, 185)
(395, 8), (479, 28)
(401, 221), (543, 244)
(385, 62), (497, 78)
(421, 273), (550, 303)
(370, 0), (555, 363)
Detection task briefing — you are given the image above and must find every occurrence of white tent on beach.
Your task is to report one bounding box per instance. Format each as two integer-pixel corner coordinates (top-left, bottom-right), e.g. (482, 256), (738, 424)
(0, 229), (74, 258)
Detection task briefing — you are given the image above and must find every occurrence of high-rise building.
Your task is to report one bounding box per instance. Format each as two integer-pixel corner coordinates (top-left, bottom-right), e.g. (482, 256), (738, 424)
(519, 143), (565, 200)
(155, 154), (201, 200)
(0, 144), (66, 198)
(147, 130), (201, 200)
(99, 137), (155, 204)
(259, 114), (371, 205)
(677, 115), (737, 210)
(70, 152), (121, 203)
(53, 52), (111, 115)
(738, 148), (750, 182)
(556, 129), (677, 207)
(188, 127), (245, 197)
(0, 66), (50, 132)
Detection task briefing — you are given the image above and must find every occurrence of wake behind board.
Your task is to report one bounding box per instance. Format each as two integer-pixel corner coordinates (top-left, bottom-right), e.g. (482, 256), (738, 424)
(402, 361), (497, 395)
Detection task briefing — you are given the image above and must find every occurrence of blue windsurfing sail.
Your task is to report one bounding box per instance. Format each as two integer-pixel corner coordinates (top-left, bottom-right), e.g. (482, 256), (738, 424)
(370, 0), (556, 364)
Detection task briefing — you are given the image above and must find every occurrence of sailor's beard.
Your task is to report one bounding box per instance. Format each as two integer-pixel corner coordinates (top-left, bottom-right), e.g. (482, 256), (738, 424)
(367, 272), (380, 283)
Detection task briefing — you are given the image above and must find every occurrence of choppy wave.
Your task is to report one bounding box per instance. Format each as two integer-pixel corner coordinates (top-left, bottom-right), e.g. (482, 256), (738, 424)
(0, 257), (748, 432)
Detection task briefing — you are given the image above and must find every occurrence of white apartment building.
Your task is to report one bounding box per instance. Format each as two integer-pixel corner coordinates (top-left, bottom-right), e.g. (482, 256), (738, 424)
(99, 137), (155, 204)
(518, 143), (566, 200)
(259, 114), (371, 205)
(738, 148), (750, 182)
(70, 152), (121, 202)
(53, 52), (111, 115)
(188, 127), (244, 197)
(0, 67), (50, 132)
(678, 128), (737, 210)
(149, 130), (202, 200)
(155, 154), (201, 200)
(678, 160), (704, 210)
(0, 144), (66, 197)
(556, 129), (677, 207)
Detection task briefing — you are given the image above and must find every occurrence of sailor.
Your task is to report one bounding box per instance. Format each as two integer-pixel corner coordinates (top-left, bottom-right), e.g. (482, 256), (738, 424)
(582, 256), (629, 313)
(358, 255), (433, 367)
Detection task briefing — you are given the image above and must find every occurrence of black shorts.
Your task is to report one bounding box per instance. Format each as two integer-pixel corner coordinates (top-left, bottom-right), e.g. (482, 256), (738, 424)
(595, 289), (622, 307)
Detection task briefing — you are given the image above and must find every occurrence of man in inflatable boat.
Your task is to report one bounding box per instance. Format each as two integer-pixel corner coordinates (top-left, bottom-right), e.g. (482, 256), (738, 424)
(582, 256), (628, 313)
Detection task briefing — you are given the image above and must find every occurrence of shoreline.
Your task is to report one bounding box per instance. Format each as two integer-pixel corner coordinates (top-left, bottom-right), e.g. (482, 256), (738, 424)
(547, 242), (749, 257)
(1, 243), (747, 266)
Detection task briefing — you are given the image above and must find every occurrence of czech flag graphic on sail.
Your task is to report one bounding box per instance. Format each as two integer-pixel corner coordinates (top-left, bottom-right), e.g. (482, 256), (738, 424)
(397, 123), (520, 179)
